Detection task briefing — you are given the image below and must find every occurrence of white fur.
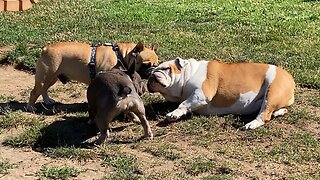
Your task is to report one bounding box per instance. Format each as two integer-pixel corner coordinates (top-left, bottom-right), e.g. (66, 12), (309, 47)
(272, 108), (288, 117)
(243, 118), (265, 130)
(196, 91), (261, 115)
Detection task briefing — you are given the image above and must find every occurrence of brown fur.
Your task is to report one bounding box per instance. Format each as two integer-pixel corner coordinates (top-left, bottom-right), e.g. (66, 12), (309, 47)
(202, 61), (270, 108)
(27, 41), (159, 111)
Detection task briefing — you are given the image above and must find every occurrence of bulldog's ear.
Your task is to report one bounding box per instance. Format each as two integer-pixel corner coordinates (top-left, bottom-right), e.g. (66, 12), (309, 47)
(175, 57), (188, 70)
(151, 43), (159, 53)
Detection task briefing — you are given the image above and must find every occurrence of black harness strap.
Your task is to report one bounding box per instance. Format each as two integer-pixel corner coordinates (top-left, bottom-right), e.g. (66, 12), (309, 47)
(88, 43), (126, 81)
(112, 44), (127, 71)
(89, 45), (97, 80)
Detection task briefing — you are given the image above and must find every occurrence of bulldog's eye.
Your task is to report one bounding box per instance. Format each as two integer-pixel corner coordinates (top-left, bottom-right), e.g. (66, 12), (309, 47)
(161, 67), (170, 71)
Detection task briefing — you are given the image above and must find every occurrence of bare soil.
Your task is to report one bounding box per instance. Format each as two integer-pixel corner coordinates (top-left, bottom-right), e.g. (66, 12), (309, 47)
(0, 65), (319, 179)
(0, 66), (106, 179)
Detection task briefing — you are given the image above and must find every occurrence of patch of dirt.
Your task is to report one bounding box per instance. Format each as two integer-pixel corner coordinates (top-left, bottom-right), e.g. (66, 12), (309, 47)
(0, 66), (106, 179)
(0, 65), (319, 179)
(0, 45), (14, 62)
(0, 66), (34, 101)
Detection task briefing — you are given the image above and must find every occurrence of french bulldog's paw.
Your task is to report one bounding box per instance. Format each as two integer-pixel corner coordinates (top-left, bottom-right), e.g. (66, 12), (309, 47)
(143, 133), (153, 140)
(241, 119), (265, 130)
(166, 109), (184, 121)
(44, 98), (56, 105)
(26, 104), (36, 112)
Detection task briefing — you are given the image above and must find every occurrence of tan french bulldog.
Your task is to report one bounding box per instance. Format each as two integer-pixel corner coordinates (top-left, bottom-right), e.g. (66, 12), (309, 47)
(87, 62), (153, 144)
(147, 57), (295, 130)
(27, 41), (159, 111)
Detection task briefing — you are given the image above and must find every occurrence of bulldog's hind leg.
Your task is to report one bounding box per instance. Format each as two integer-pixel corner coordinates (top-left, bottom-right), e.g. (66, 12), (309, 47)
(131, 101), (153, 139)
(126, 112), (141, 124)
(41, 78), (58, 105)
(93, 113), (112, 145)
(242, 80), (295, 130)
(27, 74), (58, 111)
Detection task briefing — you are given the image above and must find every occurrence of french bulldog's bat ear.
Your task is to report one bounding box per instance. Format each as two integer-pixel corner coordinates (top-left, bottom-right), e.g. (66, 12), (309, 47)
(175, 57), (188, 70)
(133, 42), (145, 53)
(151, 43), (159, 53)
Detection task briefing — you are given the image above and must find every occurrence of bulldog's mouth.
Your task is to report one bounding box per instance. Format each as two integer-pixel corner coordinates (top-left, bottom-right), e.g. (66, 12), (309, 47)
(152, 71), (169, 86)
(147, 72), (168, 93)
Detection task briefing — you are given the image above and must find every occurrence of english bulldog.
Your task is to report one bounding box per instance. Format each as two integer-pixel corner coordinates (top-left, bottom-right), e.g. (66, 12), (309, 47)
(27, 41), (159, 111)
(147, 57), (295, 130)
(87, 62), (153, 144)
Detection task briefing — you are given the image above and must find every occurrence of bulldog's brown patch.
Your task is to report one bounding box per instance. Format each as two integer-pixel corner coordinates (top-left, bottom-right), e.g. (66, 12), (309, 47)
(169, 64), (181, 74)
(202, 61), (270, 108)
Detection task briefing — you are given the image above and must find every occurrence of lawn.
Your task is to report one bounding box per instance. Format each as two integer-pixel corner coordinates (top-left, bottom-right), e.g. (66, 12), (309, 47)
(0, 0), (319, 179)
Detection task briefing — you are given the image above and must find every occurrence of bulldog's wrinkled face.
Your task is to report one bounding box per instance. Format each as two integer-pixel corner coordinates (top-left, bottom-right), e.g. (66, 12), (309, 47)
(147, 58), (187, 96)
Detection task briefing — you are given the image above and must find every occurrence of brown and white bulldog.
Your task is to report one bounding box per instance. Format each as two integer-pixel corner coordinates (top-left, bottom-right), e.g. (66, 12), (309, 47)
(147, 57), (295, 130)
(27, 41), (159, 111)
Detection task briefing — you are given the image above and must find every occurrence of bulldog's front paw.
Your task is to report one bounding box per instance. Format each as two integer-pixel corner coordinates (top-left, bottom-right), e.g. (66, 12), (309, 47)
(166, 109), (185, 121)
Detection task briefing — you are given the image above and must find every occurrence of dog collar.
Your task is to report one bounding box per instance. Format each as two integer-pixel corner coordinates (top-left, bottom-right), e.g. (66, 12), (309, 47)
(89, 43), (125, 81)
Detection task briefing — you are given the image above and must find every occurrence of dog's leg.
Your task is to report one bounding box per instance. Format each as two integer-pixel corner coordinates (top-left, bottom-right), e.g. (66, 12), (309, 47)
(94, 114), (112, 145)
(242, 78), (294, 130)
(132, 103), (153, 139)
(27, 72), (58, 111)
(87, 106), (95, 125)
(272, 108), (288, 117)
(41, 78), (58, 105)
(126, 112), (141, 124)
(27, 83), (42, 111)
(166, 89), (207, 121)
(137, 114), (153, 140)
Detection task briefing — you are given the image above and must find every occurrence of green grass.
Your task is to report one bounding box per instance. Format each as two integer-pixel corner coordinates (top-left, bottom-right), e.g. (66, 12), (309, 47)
(102, 154), (141, 180)
(0, 108), (44, 129)
(268, 131), (320, 164)
(143, 142), (182, 160)
(0, 0), (319, 87)
(183, 156), (216, 176)
(0, 0), (320, 179)
(0, 95), (16, 103)
(3, 121), (46, 147)
(0, 160), (16, 176)
(44, 147), (95, 161)
(36, 165), (80, 180)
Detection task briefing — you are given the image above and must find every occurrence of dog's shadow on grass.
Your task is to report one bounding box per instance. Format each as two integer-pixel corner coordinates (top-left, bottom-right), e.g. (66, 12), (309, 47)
(0, 101), (88, 115)
(33, 115), (132, 151)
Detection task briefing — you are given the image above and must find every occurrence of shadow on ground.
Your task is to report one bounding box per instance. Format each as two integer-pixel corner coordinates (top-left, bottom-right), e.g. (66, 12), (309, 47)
(33, 116), (97, 151)
(0, 101), (88, 115)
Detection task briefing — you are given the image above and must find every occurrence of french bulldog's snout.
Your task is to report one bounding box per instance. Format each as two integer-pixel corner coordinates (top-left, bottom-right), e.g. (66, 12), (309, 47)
(147, 74), (156, 93)
(145, 66), (156, 78)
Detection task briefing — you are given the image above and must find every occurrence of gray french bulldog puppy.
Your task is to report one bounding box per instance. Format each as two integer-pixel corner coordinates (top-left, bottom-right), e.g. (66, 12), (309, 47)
(87, 61), (153, 144)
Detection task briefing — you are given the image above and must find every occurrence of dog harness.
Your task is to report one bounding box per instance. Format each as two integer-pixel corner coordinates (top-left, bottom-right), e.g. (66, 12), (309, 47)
(89, 43), (127, 80)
